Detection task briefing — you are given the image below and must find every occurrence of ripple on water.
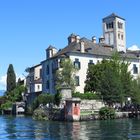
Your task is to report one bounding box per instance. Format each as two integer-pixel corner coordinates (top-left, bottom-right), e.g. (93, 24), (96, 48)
(0, 116), (140, 140)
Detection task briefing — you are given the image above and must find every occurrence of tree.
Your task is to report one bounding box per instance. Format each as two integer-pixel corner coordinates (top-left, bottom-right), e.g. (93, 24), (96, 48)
(85, 52), (133, 105)
(55, 58), (77, 92)
(6, 64), (16, 92)
(131, 77), (140, 104)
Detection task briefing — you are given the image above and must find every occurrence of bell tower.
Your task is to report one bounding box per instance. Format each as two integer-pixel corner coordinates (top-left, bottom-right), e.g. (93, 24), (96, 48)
(103, 13), (126, 52)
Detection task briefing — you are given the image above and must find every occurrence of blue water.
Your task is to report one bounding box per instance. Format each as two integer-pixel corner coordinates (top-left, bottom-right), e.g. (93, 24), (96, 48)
(0, 116), (140, 140)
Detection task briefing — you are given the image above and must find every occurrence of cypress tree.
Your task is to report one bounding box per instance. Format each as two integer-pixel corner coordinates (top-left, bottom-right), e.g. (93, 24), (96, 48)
(6, 64), (16, 92)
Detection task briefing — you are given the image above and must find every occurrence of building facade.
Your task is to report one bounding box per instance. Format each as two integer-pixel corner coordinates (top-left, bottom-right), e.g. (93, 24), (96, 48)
(26, 13), (140, 94)
(26, 64), (42, 93)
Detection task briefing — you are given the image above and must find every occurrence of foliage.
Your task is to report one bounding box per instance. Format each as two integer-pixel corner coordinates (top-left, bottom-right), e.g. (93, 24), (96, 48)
(99, 107), (116, 120)
(0, 100), (13, 110)
(0, 85), (26, 110)
(55, 58), (77, 92)
(84, 52), (133, 105)
(72, 92), (101, 100)
(7, 64), (16, 92)
(32, 93), (54, 110)
(17, 78), (22, 86)
(33, 108), (49, 120)
(1, 64), (26, 111)
(131, 77), (140, 104)
(5, 85), (26, 102)
(54, 93), (62, 106)
(32, 92), (62, 110)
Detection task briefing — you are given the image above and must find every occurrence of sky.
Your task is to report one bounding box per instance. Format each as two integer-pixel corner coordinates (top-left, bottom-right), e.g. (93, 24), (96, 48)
(0, 0), (140, 90)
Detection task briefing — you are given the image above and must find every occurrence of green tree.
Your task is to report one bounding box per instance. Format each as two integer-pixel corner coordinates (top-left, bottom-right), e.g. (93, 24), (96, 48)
(55, 58), (77, 92)
(99, 59), (122, 105)
(17, 78), (22, 86)
(5, 85), (26, 102)
(131, 77), (140, 104)
(85, 52), (133, 105)
(84, 63), (102, 92)
(6, 64), (16, 92)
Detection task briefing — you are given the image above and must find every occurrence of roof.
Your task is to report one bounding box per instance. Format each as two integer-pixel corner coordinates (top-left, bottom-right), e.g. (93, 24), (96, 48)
(25, 63), (42, 72)
(46, 45), (57, 50)
(51, 37), (139, 60)
(103, 13), (125, 21)
(52, 37), (112, 57)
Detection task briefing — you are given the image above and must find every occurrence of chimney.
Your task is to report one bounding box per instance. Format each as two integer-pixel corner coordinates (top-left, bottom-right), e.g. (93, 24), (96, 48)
(68, 33), (76, 45)
(80, 41), (85, 53)
(92, 36), (96, 43)
(76, 35), (80, 43)
(99, 35), (105, 44)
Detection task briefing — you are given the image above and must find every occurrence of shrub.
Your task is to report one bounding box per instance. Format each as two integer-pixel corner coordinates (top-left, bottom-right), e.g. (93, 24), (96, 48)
(32, 93), (54, 110)
(32, 108), (49, 120)
(99, 107), (116, 120)
(38, 93), (54, 105)
(31, 93), (62, 110)
(54, 93), (62, 106)
(1, 100), (13, 110)
(72, 92), (101, 100)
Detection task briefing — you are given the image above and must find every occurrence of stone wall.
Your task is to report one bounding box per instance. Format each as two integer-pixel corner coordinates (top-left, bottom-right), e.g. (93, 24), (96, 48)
(80, 100), (104, 111)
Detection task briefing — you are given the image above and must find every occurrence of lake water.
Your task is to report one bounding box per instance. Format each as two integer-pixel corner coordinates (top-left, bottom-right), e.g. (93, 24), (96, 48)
(0, 116), (140, 140)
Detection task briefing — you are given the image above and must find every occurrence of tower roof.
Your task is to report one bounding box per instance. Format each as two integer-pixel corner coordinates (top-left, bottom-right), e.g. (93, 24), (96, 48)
(103, 13), (125, 21)
(46, 45), (56, 50)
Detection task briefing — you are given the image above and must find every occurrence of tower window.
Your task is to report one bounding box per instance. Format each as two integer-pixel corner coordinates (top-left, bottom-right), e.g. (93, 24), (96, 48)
(121, 35), (123, 40)
(118, 33), (120, 39)
(118, 22), (123, 29)
(106, 22), (113, 29)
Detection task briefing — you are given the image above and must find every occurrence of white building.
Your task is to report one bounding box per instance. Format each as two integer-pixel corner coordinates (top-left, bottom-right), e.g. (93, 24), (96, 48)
(26, 64), (42, 93)
(26, 13), (140, 94)
(41, 13), (140, 94)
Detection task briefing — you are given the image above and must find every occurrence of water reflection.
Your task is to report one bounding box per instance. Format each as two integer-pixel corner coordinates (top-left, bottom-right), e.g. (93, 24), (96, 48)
(1, 116), (140, 140)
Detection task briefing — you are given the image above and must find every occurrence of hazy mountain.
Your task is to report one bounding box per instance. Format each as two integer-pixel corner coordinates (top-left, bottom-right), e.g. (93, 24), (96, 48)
(0, 90), (5, 96)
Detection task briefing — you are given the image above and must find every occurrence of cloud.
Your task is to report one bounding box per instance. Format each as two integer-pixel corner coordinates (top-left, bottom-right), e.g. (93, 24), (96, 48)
(0, 75), (7, 90)
(0, 74), (25, 90)
(127, 45), (140, 51)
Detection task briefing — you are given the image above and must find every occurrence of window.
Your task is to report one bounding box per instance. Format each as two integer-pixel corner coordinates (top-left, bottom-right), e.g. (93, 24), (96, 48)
(118, 22), (123, 29)
(59, 58), (64, 68)
(75, 76), (80, 86)
(46, 80), (49, 89)
(121, 35), (123, 40)
(106, 22), (113, 29)
(40, 69), (42, 78)
(133, 64), (138, 74)
(118, 33), (120, 39)
(74, 58), (81, 69)
(46, 65), (49, 75)
(88, 60), (94, 66)
(52, 63), (55, 73)
(30, 76), (34, 82)
(37, 85), (40, 90)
